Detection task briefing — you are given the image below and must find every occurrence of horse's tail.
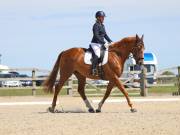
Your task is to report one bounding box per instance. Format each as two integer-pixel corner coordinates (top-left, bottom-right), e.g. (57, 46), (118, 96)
(43, 52), (63, 93)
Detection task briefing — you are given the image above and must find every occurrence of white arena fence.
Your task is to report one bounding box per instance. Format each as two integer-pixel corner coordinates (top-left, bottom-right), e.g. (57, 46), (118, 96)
(0, 66), (180, 96)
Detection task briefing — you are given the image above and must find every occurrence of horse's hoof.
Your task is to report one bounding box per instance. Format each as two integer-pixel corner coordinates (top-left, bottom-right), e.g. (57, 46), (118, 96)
(96, 109), (101, 113)
(130, 108), (137, 113)
(48, 107), (55, 113)
(88, 108), (95, 113)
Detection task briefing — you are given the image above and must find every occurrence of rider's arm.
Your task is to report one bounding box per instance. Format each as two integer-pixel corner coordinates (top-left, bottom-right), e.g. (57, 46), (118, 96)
(93, 24), (106, 44)
(104, 33), (112, 43)
(104, 26), (112, 43)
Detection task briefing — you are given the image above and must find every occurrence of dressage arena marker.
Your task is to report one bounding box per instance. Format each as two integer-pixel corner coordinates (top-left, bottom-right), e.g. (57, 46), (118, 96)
(92, 98), (180, 103)
(0, 101), (59, 106)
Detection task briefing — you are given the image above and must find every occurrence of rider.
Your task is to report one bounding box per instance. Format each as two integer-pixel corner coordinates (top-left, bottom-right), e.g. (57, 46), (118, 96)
(90, 11), (113, 75)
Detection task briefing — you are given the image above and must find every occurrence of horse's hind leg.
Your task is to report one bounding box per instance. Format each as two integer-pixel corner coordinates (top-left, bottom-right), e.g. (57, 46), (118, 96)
(49, 72), (72, 113)
(74, 72), (95, 113)
(96, 81), (114, 113)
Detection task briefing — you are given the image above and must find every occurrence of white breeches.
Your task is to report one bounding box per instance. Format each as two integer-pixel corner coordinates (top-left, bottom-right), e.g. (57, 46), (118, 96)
(90, 43), (101, 58)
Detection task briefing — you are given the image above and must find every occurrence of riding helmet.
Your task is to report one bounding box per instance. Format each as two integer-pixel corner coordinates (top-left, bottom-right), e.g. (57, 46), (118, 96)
(95, 11), (106, 18)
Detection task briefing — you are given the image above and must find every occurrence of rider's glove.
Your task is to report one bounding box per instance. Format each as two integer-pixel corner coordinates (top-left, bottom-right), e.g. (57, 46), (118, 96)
(104, 42), (114, 48)
(104, 43), (110, 48)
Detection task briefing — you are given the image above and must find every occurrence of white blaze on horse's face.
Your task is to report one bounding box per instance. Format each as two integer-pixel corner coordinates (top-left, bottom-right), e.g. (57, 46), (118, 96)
(132, 35), (145, 65)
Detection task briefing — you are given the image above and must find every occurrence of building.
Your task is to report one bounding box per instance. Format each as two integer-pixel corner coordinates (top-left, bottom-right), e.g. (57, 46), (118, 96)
(0, 65), (9, 74)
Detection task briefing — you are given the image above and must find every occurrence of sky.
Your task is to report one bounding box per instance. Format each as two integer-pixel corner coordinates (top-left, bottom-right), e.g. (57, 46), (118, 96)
(0, 0), (180, 71)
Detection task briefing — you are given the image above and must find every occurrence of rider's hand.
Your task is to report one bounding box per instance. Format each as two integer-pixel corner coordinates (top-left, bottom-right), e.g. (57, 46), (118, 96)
(104, 42), (114, 48)
(109, 42), (114, 45)
(104, 43), (110, 48)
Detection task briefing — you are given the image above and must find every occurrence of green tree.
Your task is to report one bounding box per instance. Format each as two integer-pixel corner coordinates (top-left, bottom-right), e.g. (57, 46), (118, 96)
(161, 71), (175, 75)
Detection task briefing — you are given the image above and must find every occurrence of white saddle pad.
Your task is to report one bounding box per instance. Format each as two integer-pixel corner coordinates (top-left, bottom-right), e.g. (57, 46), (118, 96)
(84, 49), (108, 65)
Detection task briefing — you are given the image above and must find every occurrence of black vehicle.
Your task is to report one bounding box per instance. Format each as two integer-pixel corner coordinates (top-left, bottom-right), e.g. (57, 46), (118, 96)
(0, 81), (3, 87)
(18, 74), (32, 87)
(36, 75), (48, 86)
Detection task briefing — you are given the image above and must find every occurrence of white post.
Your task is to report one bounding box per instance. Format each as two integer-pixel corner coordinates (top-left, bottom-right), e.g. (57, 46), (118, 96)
(67, 77), (73, 96)
(32, 69), (36, 96)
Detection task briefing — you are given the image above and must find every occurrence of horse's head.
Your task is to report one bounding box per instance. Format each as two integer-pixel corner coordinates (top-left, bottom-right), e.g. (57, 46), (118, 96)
(109, 35), (145, 65)
(131, 34), (145, 65)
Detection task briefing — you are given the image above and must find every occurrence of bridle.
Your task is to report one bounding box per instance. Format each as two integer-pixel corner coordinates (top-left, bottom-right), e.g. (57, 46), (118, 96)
(131, 40), (144, 63)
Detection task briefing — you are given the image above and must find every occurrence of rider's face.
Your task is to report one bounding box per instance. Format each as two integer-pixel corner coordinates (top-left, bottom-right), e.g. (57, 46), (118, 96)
(97, 16), (104, 23)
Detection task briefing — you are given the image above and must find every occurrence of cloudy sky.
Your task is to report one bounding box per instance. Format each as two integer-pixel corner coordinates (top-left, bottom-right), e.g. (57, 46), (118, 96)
(0, 0), (180, 70)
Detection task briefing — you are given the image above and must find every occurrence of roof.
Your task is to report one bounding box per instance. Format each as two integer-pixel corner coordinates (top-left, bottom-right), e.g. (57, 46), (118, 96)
(144, 52), (157, 65)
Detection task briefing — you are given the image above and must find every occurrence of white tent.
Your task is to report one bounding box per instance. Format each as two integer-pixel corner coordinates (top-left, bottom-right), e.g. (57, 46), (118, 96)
(0, 65), (9, 74)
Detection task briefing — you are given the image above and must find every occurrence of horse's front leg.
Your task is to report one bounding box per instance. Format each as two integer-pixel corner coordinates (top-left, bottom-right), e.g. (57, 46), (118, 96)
(96, 81), (114, 113)
(112, 77), (137, 113)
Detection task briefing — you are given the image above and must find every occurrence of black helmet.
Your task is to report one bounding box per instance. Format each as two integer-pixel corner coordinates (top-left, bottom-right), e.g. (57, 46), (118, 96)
(95, 11), (106, 18)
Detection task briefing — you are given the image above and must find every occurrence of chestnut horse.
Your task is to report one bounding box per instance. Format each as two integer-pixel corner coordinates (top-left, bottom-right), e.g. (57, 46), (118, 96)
(43, 34), (145, 113)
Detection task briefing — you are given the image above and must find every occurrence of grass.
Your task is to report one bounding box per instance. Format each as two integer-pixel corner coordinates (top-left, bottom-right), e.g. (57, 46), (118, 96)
(0, 88), (67, 96)
(0, 86), (178, 97)
(148, 86), (178, 93)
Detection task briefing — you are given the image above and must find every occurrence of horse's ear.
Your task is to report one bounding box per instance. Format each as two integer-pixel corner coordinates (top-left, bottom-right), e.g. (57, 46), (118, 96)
(136, 34), (140, 40)
(141, 34), (144, 41)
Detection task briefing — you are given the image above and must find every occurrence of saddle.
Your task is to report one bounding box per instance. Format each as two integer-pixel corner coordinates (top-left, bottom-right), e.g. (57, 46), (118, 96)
(84, 46), (109, 79)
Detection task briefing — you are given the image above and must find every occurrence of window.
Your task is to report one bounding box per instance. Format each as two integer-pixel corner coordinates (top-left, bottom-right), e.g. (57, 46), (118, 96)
(144, 65), (155, 73)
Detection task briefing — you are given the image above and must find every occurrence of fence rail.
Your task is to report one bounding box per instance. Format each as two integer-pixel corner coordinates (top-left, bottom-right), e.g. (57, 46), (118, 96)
(0, 66), (180, 96)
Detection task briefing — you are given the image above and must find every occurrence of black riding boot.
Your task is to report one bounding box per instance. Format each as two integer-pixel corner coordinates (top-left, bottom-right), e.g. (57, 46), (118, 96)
(91, 55), (98, 76)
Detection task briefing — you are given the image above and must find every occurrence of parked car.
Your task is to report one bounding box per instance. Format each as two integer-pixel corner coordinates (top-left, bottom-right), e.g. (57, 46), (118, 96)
(0, 81), (3, 87)
(91, 80), (109, 85)
(0, 73), (21, 87)
(18, 74), (32, 87)
(36, 75), (48, 86)
(2, 80), (22, 87)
